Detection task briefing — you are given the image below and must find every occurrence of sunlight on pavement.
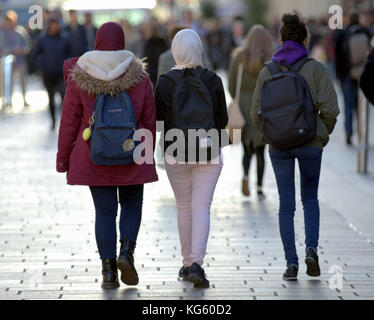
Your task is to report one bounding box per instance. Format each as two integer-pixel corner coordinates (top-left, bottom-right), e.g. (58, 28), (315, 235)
(11, 90), (48, 113)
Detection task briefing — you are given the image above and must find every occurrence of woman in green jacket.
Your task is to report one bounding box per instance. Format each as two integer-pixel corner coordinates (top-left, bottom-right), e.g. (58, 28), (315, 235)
(251, 13), (340, 281)
(228, 25), (274, 198)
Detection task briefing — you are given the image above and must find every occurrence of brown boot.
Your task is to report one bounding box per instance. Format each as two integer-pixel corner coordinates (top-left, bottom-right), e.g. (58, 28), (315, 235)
(241, 177), (250, 197)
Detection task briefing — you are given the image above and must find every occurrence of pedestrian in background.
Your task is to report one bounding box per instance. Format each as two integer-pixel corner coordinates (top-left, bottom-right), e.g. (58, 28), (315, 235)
(228, 25), (273, 199)
(252, 13), (340, 281)
(155, 29), (228, 288)
(143, 20), (168, 87)
(83, 12), (97, 51)
(0, 10), (31, 108)
(119, 19), (143, 57)
(63, 10), (88, 58)
(57, 22), (158, 290)
(334, 12), (371, 145)
(206, 18), (225, 70)
(222, 16), (246, 70)
(32, 17), (71, 129)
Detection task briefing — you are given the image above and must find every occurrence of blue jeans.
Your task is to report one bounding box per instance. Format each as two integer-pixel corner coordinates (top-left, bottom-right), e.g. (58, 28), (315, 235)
(269, 146), (322, 266)
(341, 75), (358, 137)
(89, 185), (144, 259)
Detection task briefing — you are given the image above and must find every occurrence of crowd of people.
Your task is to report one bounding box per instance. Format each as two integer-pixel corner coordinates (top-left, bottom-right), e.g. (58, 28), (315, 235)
(1, 6), (374, 289)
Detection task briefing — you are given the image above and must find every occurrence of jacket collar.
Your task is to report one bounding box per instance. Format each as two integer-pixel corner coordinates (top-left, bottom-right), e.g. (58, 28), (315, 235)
(71, 52), (147, 96)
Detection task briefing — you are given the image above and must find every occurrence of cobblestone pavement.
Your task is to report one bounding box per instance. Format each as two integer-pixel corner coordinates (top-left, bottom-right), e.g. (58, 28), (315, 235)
(0, 77), (374, 300)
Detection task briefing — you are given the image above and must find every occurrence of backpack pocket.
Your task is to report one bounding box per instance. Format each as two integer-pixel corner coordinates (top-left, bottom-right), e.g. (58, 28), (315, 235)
(91, 126), (138, 165)
(261, 102), (313, 149)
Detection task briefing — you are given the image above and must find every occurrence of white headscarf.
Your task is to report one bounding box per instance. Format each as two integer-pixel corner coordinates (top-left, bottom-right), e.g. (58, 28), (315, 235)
(171, 29), (203, 70)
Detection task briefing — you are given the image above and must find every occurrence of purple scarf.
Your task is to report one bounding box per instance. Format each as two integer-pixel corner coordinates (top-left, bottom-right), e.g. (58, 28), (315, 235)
(272, 40), (308, 66)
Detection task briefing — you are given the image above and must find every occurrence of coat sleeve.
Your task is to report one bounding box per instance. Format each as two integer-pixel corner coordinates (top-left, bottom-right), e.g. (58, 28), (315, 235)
(360, 49), (374, 106)
(56, 69), (83, 172)
(251, 67), (269, 130)
(32, 37), (45, 72)
(154, 77), (167, 125)
(140, 77), (157, 151)
(227, 55), (238, 100)
(214, 75), (228, 130)
(315, 63), (340, 134)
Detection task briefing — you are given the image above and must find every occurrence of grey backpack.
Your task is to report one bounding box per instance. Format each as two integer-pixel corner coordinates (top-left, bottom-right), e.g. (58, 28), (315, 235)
(258, 57), (317, 150)
(344, 25), (371, 80)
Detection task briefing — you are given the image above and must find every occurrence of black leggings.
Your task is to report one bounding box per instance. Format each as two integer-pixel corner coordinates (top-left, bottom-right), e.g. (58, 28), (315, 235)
(242, 143), (265, 187)
(42, 73), (65, 126)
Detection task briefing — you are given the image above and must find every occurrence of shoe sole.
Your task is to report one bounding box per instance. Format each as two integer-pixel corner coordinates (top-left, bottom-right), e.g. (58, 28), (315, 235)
(282, 276), (298, 281)
(101, 282), (120, 290)
(117, 257), (139, 285)
(305, 257), (321, 277)
(188, 274), (210, 288)
(179, 273), (189, 281)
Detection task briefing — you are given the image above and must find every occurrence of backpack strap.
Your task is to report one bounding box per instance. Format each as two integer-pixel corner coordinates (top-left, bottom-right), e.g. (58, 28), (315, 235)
(290, 57), (314, 72)
(265, 61), (280, 75)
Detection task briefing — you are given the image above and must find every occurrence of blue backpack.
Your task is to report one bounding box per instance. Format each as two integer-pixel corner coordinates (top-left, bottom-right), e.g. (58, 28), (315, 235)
(90, 92), (139, 166)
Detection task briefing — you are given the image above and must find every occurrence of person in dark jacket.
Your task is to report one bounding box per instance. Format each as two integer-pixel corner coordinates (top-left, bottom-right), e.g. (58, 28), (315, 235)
(334, 12), (371, 144)
(360, 48), (374, 105)
(32, 18), (71, 129)
(143, 23), (168, 87)
(83, 12), (97, 51)
(252, 13), (340, 282)
(63, 10), (88, 58)
(155, 29), (228, 288)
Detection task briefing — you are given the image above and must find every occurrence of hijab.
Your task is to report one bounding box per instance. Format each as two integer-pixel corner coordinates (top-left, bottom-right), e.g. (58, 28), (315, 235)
(171, 29), (203, 70)
(94, 22), (125, 51)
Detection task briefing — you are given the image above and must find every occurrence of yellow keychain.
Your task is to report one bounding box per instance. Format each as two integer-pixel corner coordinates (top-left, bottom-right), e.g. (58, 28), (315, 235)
(82, 117), (94, 141)
(82, 127), (91, 141)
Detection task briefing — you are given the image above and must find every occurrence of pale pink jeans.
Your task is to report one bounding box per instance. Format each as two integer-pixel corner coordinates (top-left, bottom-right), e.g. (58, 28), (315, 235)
(165, 154), (223, 266)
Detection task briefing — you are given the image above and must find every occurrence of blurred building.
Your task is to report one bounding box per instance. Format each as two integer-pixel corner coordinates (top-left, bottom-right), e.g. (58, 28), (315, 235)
(267, 0), (341, 20)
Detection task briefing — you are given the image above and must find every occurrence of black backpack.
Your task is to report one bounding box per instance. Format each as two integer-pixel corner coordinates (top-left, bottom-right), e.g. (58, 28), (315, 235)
(258, 57), (317, 150)
(164, 68), (217, 162)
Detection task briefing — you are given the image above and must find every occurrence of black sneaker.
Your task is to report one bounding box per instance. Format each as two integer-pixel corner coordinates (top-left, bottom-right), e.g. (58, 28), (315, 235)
(346, 135), (352, 145)
(305, 247), (321, 277)
(257, 190), (266, 200)
(187, 263), (210, 288)
(178, 266), (190, 281)
(283, 264), (298, 281)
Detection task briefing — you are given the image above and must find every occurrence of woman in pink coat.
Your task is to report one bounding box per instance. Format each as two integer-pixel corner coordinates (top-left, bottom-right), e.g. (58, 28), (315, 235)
(57, 22), (158, 289)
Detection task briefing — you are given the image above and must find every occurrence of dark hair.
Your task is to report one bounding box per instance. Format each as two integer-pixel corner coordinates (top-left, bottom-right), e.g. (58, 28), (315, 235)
(168, 24), (188, 40)
(349, 11), (360, 25)
(280, 12), (308, 45)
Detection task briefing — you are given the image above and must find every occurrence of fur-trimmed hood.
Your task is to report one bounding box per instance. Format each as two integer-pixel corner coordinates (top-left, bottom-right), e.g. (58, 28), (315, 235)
(71, 50), (147, 96)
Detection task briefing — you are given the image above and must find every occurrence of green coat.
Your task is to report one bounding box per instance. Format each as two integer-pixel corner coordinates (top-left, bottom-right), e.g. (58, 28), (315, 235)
(251, 60), (340, 149)
(228, 54), (264, 148)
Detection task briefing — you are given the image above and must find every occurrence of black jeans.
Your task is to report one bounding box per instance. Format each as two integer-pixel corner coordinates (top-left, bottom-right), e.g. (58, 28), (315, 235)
(42, 73), (65, 127)
(89, 185), (144, 260)
(242, 143), (265, 187)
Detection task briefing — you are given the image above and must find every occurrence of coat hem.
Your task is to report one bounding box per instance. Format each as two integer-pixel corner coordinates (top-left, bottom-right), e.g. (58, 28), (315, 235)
(66, 177), (159, 186)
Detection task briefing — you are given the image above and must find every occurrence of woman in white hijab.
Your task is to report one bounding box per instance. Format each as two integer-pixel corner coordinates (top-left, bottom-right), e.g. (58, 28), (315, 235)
(155, 29), (228, 288)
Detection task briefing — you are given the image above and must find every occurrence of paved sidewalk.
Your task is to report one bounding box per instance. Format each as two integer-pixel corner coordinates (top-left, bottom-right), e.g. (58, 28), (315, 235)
(0, 79), (374, 300)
